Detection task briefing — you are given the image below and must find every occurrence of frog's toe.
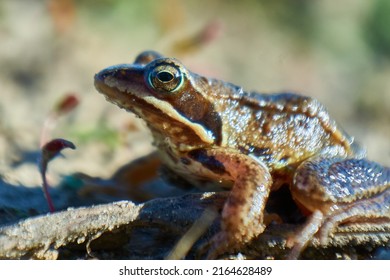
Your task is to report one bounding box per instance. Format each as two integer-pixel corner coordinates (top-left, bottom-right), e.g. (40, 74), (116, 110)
(317, 225), (332, 246)
(286, 210), (324, 259)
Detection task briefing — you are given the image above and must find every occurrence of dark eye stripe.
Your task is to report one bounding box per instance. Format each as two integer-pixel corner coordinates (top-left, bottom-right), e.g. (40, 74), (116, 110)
(146, 60), (223, 146)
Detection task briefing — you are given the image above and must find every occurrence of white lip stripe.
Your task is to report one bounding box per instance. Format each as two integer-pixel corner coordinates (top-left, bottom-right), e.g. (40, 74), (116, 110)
(143, 96), (214, 144)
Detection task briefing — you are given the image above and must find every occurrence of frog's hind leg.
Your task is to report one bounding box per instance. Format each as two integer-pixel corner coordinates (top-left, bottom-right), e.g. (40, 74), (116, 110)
(286, 210), (324, 259)
(287, 189), (390, 259)
(317, 188), (390, 245)
(288, 156), (390, 259)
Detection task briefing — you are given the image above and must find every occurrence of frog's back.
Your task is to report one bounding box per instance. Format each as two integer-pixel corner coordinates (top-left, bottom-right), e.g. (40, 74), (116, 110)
(215, 90), (364, 170)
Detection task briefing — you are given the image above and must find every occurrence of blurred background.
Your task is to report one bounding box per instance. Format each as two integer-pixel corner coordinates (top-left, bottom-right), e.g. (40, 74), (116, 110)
(0, 0), (389, 190)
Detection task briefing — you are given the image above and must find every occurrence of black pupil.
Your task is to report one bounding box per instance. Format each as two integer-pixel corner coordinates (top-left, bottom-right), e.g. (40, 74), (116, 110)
(157, 71), (174, 82)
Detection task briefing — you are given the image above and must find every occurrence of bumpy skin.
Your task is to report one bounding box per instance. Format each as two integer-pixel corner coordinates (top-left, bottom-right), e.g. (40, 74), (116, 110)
(94, 51), (390, 258)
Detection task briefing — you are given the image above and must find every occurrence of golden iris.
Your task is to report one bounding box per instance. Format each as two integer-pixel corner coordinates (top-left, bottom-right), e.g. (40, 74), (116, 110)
(148, 64), (183, 92)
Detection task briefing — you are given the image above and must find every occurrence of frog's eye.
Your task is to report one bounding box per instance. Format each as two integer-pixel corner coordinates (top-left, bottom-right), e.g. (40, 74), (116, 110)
(148, 64), (184, 92)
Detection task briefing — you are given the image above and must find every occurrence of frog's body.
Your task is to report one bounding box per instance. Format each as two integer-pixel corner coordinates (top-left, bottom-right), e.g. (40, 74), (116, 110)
(95, 51), (390, 259)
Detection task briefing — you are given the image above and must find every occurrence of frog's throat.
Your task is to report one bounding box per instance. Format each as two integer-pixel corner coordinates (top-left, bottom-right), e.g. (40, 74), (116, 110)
(142, 96), (215, 145)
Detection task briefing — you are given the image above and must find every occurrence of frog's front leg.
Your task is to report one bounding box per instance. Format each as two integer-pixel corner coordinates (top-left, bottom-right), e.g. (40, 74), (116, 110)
(288, 156), (390, 259)
(188, 148), (273, 258)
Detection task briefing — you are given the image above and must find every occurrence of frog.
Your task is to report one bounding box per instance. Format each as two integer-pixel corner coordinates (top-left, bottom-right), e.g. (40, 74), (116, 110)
(94, 50), (390, 259)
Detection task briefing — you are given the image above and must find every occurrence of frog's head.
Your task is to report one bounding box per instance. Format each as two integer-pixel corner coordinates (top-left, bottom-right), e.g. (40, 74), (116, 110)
(94, 51), (222, 148)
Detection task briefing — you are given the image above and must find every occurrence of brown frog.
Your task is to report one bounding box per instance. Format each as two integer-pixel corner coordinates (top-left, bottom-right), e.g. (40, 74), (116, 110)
(94, 51), (390, 259)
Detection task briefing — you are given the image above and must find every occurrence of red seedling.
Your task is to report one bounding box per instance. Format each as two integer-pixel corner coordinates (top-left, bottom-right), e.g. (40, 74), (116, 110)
(39, 138), (76, 212)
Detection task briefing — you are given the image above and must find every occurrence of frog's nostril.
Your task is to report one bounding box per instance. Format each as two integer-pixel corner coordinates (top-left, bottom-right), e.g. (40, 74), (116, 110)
(94, 70), (111, 92)
(94, 74), (104, 86)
